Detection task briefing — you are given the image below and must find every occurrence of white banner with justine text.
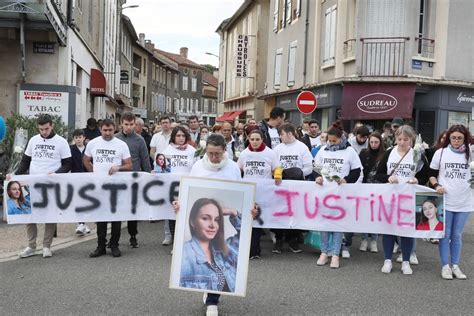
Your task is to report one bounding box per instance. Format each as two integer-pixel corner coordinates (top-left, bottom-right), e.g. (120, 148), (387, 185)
(4, 173), (444, 238)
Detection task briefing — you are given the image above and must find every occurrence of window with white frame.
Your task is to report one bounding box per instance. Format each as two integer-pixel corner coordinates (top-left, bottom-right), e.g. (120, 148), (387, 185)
(274, 48), (283, 88)
(273, 0), (279, 32)
(187, 98), (191, 112)
(182, 76), (188, 90)
(287, 41), (297, 86)
(174, 74), (178, 89)
(296, 0), (301, 18)
(286, 0), (292, 25)
(191, 78), (197, 92)
(323, 5), (337, 66)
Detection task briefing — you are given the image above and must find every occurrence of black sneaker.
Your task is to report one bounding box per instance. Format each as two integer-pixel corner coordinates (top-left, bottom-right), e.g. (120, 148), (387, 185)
(89, 247), (106, 258)
(272, 240), (283, 254)
(106, 241), (111, 249)
(289, 241), (302, 253)
(130, 236), (139, 248)
(111, 247), (121, 257)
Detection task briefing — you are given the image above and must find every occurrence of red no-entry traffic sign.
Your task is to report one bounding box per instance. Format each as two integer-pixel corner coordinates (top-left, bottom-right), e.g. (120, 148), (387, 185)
(296, 91), (317, 114)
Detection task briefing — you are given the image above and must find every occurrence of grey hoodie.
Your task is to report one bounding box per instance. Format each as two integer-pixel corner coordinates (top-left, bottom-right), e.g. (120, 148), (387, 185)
(116, 131), (152, 172)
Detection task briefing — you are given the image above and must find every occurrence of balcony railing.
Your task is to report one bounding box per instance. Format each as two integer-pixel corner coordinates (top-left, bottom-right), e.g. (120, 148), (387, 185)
(415, 37), (435, 59)
(361, 37), (408, 77)
(343, 39), (356, 60)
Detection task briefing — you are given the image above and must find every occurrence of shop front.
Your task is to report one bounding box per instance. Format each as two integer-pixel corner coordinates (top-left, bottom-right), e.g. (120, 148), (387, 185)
(310, 85), (342, 130)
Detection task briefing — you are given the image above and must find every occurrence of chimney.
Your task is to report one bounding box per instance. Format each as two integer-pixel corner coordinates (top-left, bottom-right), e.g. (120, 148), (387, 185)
(139, 33), (145, 45)
(180, 47), (188, 59)
(145, 40), (155, 51)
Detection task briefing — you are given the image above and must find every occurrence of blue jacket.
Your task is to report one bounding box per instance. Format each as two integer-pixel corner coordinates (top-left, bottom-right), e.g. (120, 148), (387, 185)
(7, 195), (31, 215)
(180, 213), (241, 292)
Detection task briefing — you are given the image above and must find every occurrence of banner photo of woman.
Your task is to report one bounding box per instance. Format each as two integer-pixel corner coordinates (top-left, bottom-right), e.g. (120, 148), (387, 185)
(415, 192), (445, 238)
(4, 181), (31, 216)
(169, 177), (255, 297)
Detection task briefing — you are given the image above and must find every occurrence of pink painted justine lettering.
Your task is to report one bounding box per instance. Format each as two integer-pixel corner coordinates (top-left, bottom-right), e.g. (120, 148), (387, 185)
(370, 193), (375, 222)
(273, 189), (298, 217)
(397, 194), (414, 228)
(304, 192), (319, 219)
(346, 196), (368, 221)
(321, 194), (346, 221)
(378, 193), (396, 224)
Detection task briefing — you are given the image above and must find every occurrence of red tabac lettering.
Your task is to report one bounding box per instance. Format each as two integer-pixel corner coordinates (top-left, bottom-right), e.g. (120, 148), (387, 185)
(322, 194), (346, 220)
(273, 189), (298, 217)
(397, 194), (414, 227)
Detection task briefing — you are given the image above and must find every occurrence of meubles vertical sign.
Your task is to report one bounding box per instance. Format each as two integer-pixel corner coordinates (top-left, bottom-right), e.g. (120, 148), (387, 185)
(236, 35), (249, 77)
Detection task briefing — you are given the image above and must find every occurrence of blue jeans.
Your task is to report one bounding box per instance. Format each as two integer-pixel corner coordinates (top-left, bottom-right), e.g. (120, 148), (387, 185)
(383, 235), (413, 261)
(343, 233), (378, 249)
(439, 211), (471, 266)
(320, 232), (343, 256)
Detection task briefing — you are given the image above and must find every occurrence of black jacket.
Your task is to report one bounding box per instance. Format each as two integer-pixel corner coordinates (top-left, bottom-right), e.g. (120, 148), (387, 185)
(70, 144), (86, 173)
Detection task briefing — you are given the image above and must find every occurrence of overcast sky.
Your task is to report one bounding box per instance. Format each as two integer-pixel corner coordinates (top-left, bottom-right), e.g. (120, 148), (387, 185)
(124, 0), (245, 67)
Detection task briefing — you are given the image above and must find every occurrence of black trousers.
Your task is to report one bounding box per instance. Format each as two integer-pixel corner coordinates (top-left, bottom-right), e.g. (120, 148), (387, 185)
(250, 228), (263, 256)
(273, 229), (299, 245)
(169, 220), (176, 236)
(97, 221), (121, 248)
(128, 221), (138, 237)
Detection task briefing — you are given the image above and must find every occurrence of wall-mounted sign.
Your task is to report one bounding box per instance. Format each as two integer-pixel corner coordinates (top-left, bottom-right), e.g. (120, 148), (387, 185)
(120, 70), (129, 84)
(19, 90), (69, 122)
(412, 60), (422, 70)
(34, 42), (55, 54)
(90, 68), (106, 96)
(357, 93), (398, 114)
(236, 35), (249, 77)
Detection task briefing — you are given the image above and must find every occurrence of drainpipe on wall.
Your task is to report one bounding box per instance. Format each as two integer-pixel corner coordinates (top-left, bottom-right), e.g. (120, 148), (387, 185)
(302, 0), (310, 86)
(20, 13), (26, 83)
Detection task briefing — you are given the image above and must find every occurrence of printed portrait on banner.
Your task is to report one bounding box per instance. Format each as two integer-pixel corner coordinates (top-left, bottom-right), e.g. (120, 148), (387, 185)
(414, 192), (445, 238)
(4, 181), (32, 216)
(169, 177), (255, 297)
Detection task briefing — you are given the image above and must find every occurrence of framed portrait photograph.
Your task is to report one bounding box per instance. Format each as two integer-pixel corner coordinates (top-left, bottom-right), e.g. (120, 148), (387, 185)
(414, 192), (445, 239)
(169, 177), (256, 297)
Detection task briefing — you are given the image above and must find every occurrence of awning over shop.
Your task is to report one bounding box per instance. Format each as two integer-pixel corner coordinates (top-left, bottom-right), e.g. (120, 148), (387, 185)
(341, 83), (416, 120)
(90, 69), (107, 96)
(216, 111), (245, 122)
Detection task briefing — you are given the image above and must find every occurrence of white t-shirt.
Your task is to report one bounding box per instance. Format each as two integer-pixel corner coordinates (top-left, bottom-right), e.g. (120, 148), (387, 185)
(25, 134), (71, 175)
(162, 145), (196, 174)
(430, 147), (471, 212)
(150, 131), (171, 157)
(274, 140), (313, 176)
(309, 135), (321, 148)
(237, 147), (280, 179)
(314, 146), (362, 179)
(349, 138), (368, 155)
(386, 147), (417, 184)
(84, 137), (131, 173)
(268, 126), (280, 149)
(190, 159), (241, 181)
(225, 136), (235, 161)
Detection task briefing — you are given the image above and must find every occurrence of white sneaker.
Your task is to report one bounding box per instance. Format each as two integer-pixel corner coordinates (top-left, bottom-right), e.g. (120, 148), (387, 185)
(162, 236), (172, 246)
(76, 224), (91, 235)
(42, 247), (53, 258)
(342, 249), (351, 259)
(396, 253), (403, 263)
(381, 260), (392, 273)
(401, 261), (413, 275)
(369, 240), (378, 253)
(359, 240), (368, 252)
(441, 265), (453, 280)
(19, 247), (36, 258)
(270, 231), (276, 244)
(317, 253), (329, 266)
(410, 253), (419, 265)
(206, 305), (218, 316)
(202, 293), (207, 305)
(393, 243), (399, 254)
(452, 266), (467, 280)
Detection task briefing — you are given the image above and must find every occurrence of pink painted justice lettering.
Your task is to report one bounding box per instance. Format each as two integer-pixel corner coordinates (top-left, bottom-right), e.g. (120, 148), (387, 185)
(346, 196), (369, 221)
(273, 189), (298, 217)
(304, 192), (320, 219)
(321, 194), (346, 220)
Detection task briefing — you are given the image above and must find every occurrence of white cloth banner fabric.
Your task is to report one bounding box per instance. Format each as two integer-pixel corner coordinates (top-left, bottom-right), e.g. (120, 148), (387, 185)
(5, 173), (446, 238)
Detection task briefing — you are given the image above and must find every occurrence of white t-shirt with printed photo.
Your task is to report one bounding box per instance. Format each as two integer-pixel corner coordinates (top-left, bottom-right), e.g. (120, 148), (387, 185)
(430, 147), (471, 212)
(386, 147), (417, 184)
(237, 147), (280, 179)
(274, 140), (313, 176)
(84, 137), (131, 173)
(268, 126), (280, 149)
(25, 134), (71, 175)
(150, 131), (171, 158)
(162, 145), (196, 174)
(313, 146), (362, 179)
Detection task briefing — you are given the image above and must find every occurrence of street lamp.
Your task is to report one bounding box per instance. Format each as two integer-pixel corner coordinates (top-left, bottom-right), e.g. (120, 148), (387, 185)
(122, 4), (139, 10)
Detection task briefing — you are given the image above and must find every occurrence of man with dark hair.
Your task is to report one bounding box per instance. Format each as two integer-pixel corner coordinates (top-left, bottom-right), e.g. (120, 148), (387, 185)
(116, 112), (151, 248)
(221, 122), (236, 161)
(188, 115), (200, 143)
(8, 113), (72, 258)
(301, 118), (311, 136)
(259, 106), (285, 149)
(150, 115), (172, 159)
(84, 119), (133, 258)
(349, 125), (370, 154)
(83, 118), (101, 143)
(301, 119), (321, 151)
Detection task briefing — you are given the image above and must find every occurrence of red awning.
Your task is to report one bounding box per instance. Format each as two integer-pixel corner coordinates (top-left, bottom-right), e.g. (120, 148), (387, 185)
(216, 112), (232, 122)
(90, 68), (107, 96)
(341, 83), (416, 120)
(216, 111), (245, 122)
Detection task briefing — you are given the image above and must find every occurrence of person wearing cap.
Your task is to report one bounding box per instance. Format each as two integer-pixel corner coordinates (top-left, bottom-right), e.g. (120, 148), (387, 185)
(384, 117), (404, 149)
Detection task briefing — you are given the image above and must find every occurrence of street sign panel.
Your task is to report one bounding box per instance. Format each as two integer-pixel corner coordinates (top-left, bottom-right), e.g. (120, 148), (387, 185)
(296, 91), (317, 114)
